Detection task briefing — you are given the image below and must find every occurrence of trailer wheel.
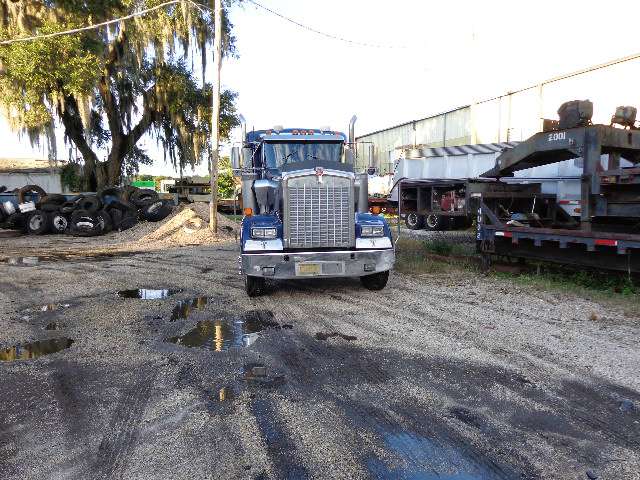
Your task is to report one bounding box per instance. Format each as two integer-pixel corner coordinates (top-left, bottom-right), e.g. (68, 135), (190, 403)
(245, 275), (265, 297)
(26, 210), (50, 235)
(404, 213), (424, 230)
(50, 213), (69, 234)
(360, 270), (389, 290)
(424, 214), (445, 231)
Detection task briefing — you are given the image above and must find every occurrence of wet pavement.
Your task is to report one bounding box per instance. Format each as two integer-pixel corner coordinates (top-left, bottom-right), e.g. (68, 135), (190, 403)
(0, 243), (639, 479)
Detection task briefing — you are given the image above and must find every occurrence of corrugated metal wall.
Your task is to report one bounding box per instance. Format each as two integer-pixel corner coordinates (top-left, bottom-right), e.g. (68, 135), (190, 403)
(357, 55), (640, 174)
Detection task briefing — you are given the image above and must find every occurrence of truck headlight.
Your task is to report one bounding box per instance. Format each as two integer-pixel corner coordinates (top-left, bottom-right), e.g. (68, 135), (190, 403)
(361, 225), (384, 237)
(251, 227), (277, 239)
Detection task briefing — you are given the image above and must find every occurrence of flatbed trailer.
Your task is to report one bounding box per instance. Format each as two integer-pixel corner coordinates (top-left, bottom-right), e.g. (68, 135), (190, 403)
(476, 102), (640, 273)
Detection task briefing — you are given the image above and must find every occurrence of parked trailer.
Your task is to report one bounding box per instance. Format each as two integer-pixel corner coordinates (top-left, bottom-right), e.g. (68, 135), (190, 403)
(387, 142), (586, 230)
(476, 101), (640, 273)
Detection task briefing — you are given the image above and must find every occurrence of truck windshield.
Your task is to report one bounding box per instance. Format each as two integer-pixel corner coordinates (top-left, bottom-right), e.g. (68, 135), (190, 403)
(263, 141), (343, 170)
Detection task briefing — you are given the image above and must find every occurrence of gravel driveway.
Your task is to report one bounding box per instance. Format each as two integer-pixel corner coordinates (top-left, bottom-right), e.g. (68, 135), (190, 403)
(0, 241), (638, 479)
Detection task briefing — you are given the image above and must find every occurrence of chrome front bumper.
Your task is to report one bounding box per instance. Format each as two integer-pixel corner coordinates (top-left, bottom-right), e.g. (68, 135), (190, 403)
(241, 249), (395, 279)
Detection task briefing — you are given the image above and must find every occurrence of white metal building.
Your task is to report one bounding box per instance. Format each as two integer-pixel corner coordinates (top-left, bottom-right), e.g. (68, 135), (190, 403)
(356, 53), (640, 174)
(0, 158), (64, 193)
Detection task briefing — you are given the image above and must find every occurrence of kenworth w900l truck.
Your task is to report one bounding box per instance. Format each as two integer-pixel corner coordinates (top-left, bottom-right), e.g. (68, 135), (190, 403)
(231, 118), (395, 297)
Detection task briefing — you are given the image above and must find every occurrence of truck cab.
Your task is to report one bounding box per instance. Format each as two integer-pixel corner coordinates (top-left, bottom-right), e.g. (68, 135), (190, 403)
(232, 122), (395, 297)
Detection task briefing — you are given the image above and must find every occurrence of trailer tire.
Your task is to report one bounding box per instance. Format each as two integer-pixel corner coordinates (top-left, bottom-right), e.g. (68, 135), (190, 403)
(424, 214), (446, 231)
(77, 195), (102, 213)
(245, 275), (265, 297)
(26, 210), (50, 235)
(405, 213), (424, 230)
(50, 213), (69, 233)
(360, 270), (389, 291)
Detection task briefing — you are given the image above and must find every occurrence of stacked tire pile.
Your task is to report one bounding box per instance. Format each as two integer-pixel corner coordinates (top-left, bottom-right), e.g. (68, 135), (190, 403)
(0, 184), (173, 236)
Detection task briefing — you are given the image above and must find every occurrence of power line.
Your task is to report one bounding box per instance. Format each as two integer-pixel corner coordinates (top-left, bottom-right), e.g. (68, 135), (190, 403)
(242, 0), (407, 49)
(0, 0), (185, 45)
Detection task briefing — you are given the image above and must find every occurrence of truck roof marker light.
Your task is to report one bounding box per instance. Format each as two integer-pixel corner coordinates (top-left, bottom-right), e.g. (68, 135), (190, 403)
(243, 207), (253, 217)
(292, 129), (299, 135)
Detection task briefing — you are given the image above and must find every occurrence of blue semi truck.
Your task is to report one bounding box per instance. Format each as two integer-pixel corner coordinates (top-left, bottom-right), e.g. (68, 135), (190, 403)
(232, 117), (395, 297)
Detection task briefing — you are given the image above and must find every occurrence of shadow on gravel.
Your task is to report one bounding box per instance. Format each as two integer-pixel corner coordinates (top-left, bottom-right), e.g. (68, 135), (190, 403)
(266, 334), (640, 479)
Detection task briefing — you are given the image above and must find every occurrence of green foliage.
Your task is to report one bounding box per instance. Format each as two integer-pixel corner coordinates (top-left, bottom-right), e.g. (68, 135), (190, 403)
(217, 156), (235, 198)
(423, 239), (453, 256)
(0, 0), (240, 187)
(60, 162), (83, 192)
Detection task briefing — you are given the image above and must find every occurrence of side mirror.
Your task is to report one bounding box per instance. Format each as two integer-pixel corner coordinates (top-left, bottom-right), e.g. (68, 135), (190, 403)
(231, 147), (241, 169)
(242, 147), (254, 168)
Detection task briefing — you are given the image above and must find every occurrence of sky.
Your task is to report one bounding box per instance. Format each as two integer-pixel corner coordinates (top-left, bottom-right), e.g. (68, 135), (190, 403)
(2, 0), (640, 176)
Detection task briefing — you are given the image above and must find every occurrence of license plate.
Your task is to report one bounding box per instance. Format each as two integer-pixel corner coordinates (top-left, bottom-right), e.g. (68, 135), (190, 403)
(296, 263), (321, 276)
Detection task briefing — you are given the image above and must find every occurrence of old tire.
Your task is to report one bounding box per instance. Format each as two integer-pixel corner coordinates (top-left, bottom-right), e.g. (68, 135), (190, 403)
(70, 209), (101, 236)
(18, 185), (46, 203)
(141, 200), (172, 222)
(5, 212), (26, 231)
(26, 210), (50, 235)
(77, 195), (102, 213)
(405, 213), (424, 230)
(130, 188), (159, 207)
(97, 186), (123, 204)
(96, 210), (113, 234)
(360, 270), (389, 291)
(245, 275), (265, 297)
(424, 214), (445, 231)
(50, 213), (69, 234)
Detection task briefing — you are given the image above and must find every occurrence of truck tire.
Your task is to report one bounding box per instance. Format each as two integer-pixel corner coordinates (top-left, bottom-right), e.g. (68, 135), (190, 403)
(424, 214), (446, 231)
(405, 213), (424, 230)
(6, 212), (26, 231)
(245, 275), (265, 297)
(50, 213), (69, 234)
(360, 270), (389, 291)
(26, 210), (50, 235)
(141, 200), (172, 222)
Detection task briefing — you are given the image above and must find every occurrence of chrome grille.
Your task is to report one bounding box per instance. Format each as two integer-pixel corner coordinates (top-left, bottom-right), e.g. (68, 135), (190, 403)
(285, 174), (354, 249)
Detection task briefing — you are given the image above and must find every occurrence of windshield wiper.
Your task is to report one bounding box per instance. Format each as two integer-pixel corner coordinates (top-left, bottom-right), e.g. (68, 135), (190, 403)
(280, 152), (296, 166)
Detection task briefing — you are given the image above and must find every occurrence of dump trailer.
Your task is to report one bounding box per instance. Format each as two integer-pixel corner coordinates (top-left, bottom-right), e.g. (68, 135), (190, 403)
(476, 100), (640, 273)
(388, 142), (584, 230)
(232, 117), (395, 297)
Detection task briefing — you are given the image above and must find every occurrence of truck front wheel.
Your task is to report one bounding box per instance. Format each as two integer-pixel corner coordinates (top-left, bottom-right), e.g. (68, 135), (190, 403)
(404, 213), (424, 230)
(245, 275), (265, 297)
(360, 271), (389, 291)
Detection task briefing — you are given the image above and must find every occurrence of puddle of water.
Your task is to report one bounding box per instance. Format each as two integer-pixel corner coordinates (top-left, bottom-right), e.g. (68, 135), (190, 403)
(40, 303), (71, 312)
(0, 338), (74, 362)
(315, 331), (357, 342)
(170, 297), (209, 321)
(367, 428), (509, 480)
(167, 310), (279, 352)
(619, 399), (636, 413)
(217, 386), (235, 402)
(117, 288), (182, 299)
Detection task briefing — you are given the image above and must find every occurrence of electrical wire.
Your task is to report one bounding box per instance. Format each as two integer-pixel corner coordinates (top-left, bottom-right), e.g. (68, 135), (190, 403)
(239, 0), (407, 49)
(0, 0), (185, 45)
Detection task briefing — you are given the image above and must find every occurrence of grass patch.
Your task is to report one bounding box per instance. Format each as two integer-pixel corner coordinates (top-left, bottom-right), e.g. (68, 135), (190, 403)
(395, 237), (476, 274)
(494, 263), (639, 298)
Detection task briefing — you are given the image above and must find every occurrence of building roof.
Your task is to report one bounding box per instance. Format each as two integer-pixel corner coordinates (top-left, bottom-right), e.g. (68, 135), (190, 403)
(0, 158), (64, 174)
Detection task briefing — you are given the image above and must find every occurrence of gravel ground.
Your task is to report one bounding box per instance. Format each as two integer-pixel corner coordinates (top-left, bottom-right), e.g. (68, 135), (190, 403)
(0, 240), (639, 480)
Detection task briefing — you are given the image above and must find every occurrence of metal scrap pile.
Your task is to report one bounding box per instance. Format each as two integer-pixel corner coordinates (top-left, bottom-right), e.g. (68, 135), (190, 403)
(0, 184), (173, 236)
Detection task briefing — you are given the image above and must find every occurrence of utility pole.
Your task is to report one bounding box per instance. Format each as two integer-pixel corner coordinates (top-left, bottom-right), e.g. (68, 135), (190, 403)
(209, 0), (223, 232)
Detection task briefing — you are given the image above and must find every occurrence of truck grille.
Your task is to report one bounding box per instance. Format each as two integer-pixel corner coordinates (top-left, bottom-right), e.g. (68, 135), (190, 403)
(285, 174), (354, 249)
